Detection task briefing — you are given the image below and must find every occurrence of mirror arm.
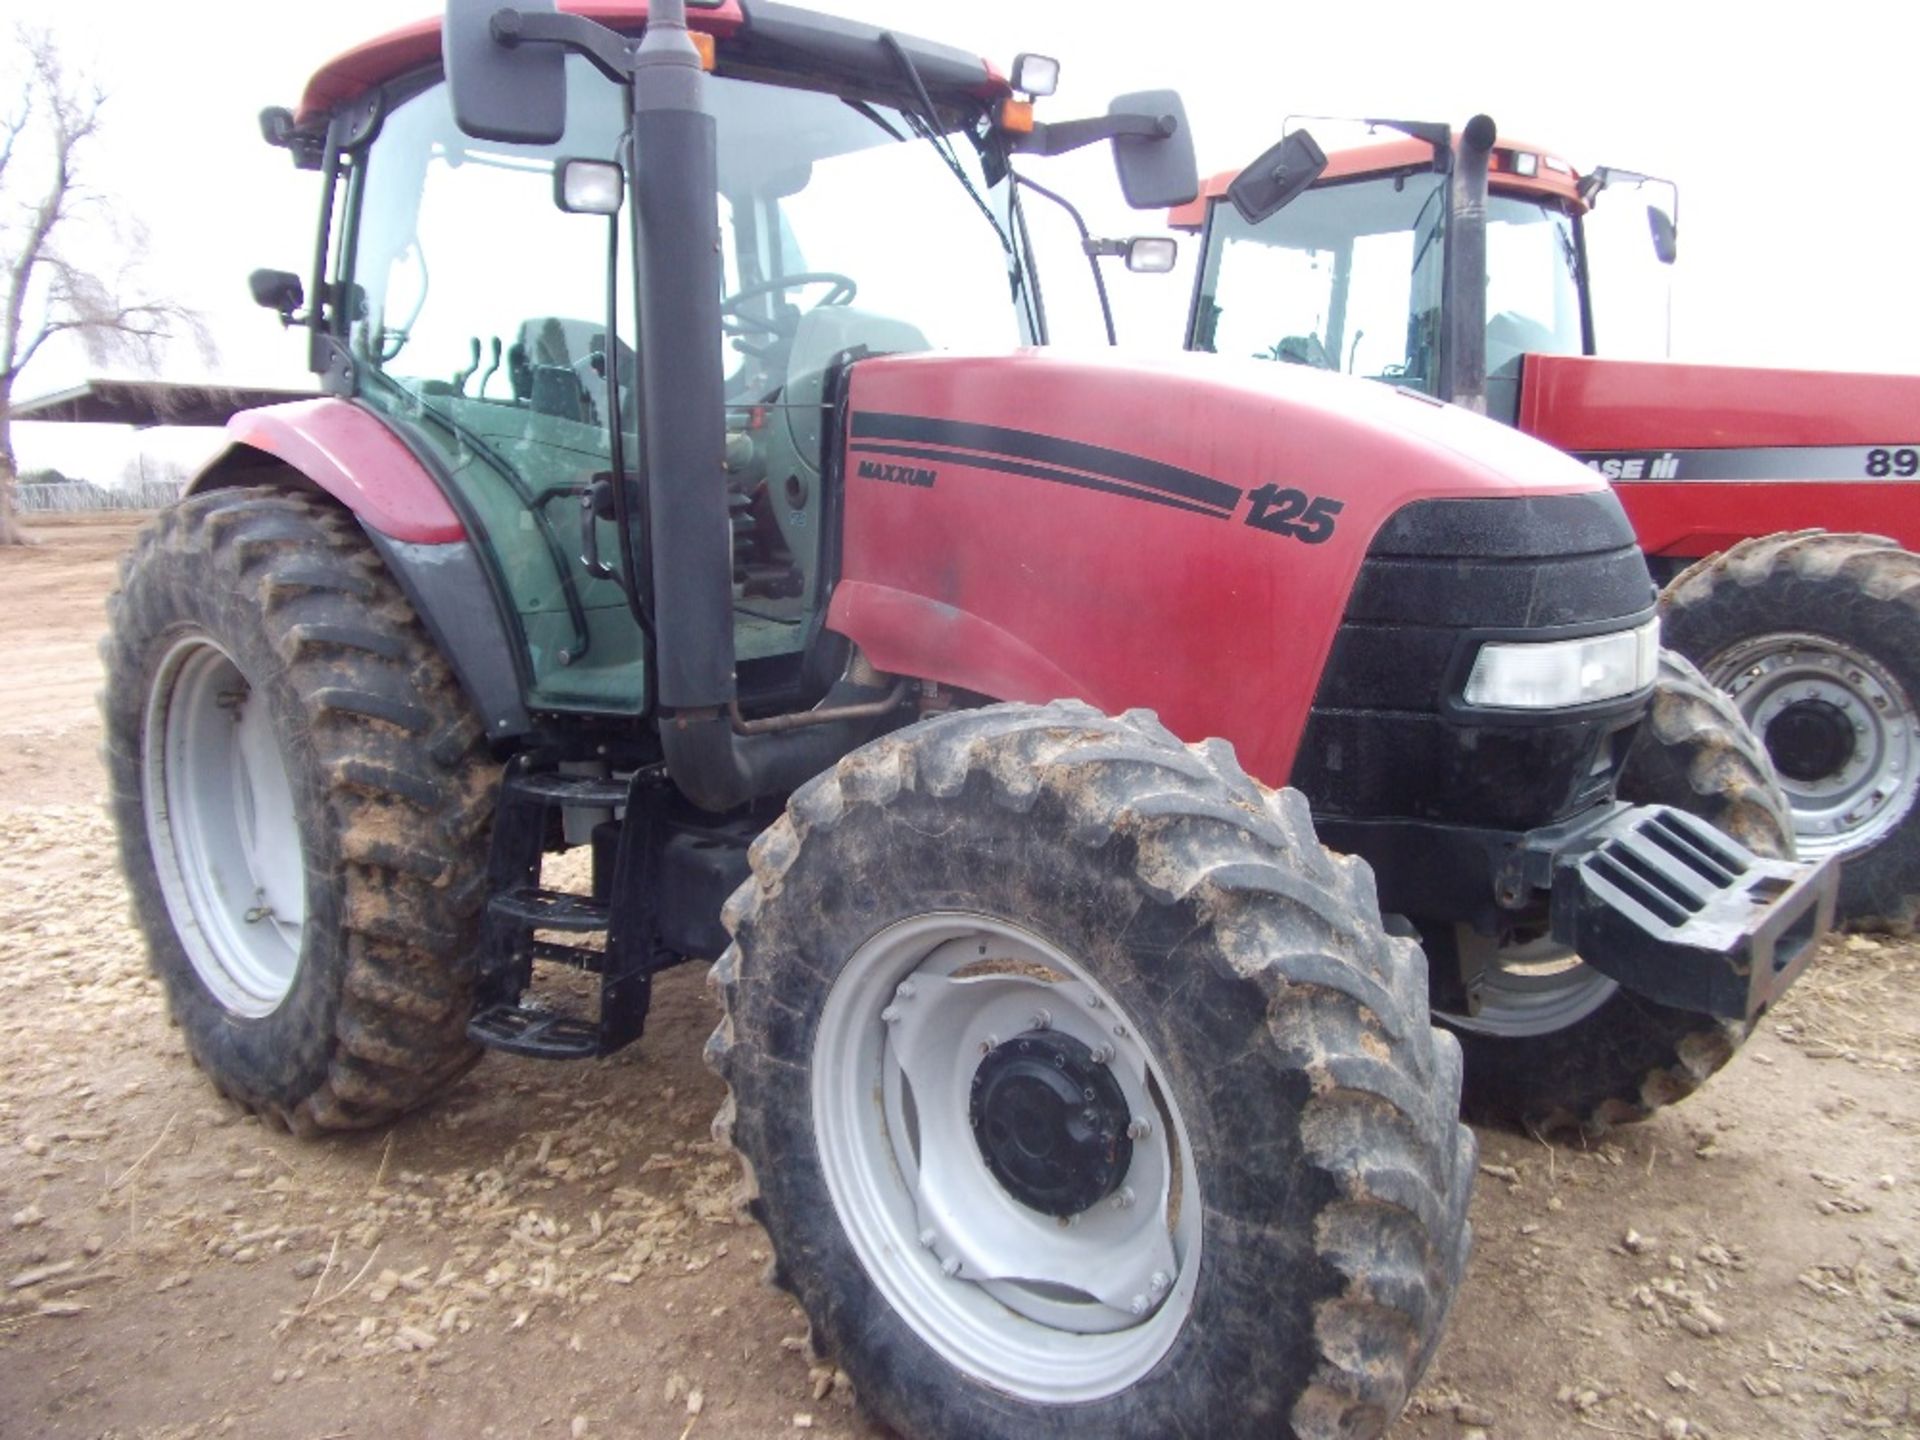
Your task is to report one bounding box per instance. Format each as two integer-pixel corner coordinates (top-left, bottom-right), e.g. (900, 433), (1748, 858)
(1013, 171), (1116, 345)
(489, 8), (634, 82)
(1016, 111), (1176, 159)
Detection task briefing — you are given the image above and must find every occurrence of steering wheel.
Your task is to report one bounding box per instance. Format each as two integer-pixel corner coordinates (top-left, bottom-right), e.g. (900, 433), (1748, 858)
(719, 272), (859, 339)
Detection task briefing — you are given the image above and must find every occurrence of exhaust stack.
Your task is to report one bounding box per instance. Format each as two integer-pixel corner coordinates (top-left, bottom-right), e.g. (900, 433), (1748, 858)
(1440, 114), (1495, 415)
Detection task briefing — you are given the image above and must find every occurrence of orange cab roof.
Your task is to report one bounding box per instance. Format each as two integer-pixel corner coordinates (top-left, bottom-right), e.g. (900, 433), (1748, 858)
(1167, 132), (1585, 230)
(298, 3), (747, 122)
(296, 2), (1010, 126)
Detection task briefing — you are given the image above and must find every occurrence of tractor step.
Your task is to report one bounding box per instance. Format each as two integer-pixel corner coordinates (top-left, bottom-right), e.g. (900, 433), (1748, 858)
(489, 885), (611, 933)
(468, 1003), (602, 1060)
(532, 938), (607, 971)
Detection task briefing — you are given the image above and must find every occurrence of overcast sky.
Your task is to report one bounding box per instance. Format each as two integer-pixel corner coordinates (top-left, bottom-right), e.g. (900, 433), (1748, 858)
(11, 0), (1918, 480)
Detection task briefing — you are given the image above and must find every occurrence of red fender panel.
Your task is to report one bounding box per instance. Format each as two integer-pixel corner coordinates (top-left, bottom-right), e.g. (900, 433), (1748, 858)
(195, 399), (465, 545)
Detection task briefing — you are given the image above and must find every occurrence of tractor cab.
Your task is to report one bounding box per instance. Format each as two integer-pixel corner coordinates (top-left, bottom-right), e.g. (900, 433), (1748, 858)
(1173, 124), (1676, 425)
(263, 1), (1191, 729)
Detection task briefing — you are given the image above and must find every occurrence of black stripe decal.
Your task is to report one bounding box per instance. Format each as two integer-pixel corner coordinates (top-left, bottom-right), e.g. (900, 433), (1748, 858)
(853, 411), (1241, 513)
(848, 442), (1231, 520)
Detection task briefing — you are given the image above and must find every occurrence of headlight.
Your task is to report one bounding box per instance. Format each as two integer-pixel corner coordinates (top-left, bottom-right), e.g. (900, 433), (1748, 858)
(1464, 619), (1660, 710)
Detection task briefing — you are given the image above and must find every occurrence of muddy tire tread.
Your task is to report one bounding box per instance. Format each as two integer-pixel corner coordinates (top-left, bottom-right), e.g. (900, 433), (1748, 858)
(1664, 529), (1920, 931)
(707, 701), (1474, 1440)
(103, 487), (497, 1135)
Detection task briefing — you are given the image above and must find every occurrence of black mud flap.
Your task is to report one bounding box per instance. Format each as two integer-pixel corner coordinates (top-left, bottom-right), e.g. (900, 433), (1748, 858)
(1549, 805), (1838, 1021)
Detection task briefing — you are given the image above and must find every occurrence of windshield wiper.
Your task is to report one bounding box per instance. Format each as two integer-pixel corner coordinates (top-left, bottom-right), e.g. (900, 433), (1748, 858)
(877, 33), (1023, 291)
(1407, 184), (1447, 278)
(844, 98), (906, 144)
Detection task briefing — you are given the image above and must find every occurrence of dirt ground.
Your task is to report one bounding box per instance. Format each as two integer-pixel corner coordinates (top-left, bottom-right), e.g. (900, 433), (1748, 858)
(1, 513), (1916, 1440)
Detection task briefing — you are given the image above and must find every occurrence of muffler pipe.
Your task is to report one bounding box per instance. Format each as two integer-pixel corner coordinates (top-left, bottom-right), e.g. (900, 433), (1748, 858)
(1439, 113), (1495, 415)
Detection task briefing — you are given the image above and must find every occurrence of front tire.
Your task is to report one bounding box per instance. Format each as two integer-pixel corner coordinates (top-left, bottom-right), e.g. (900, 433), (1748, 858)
(103, 488), (497, 1133)
(1661, 530), (1920, 932)
(1439, 652), (1793, 1132)
(708, 703), (1474, 1440)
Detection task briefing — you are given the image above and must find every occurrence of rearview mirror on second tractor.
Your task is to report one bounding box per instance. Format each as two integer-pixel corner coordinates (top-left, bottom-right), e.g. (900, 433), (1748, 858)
(1648, 205), (1678, 264)
(1228, 129), (1329, 225)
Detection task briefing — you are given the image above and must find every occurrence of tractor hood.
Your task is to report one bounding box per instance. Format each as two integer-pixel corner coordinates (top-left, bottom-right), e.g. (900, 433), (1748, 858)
(831, 348), (1633, 785)
(1519, 354), (1920, 558)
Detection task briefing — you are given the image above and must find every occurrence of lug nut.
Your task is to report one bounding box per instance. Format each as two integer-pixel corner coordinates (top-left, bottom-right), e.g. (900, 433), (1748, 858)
(1089, 1043), (1115, 1065)
(941, 1256), (962, 1278)
(896, 980), (918, 1000)
(1030, 1008), (1052, 1031)
(1086, 993), (1104, 1009)
(1129, 1294), (1149, 1316)
(978, 1032), (999, 1054)
(1113, 1024), (1129, 1039)
(881, 1005), (901, 1025)
(1127, 1116), (1151, 1140)
(1111, 1186), (1136, 1211)
(919, 1228), (937, 1249)
(1149, 1270), (1170, 1292)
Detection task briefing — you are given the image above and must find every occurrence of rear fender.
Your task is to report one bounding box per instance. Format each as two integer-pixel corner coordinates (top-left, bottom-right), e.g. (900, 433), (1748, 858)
(192, 398), (530, 737)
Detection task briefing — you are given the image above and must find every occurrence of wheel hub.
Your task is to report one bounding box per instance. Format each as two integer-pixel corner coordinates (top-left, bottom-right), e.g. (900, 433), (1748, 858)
(1707, 631), (1920, 857)
(969, 1030), (1133, 1217)
(1764, 698), (1857, 782)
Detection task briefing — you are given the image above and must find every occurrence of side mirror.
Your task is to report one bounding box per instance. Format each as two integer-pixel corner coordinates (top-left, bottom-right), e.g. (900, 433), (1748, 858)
(1648, 205), (1678, 265)
(555, 158), (623, 214)
(249, 268), (305, 324)
(1108, 90), (1198, 209)
(1124, 237), (1178, 273)
(444, 0), (568, 145)
(1228, 130), (1328, 225)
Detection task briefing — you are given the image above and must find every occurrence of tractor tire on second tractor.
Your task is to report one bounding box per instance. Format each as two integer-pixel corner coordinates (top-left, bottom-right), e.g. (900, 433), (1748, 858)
(1439, 652), (1794, 1133)
(102, 488), (497, 1134)
(1662, 530), (1920, 933)
(708, 702), (1474, 1440)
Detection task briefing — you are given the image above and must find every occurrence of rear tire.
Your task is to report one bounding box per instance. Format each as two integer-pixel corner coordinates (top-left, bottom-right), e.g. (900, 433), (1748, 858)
(1440, 652), (1794, 1133)
(103, 487), (497, 1133)
(1663, 530), (1920, 932)
(708, 702), (1474, 1440)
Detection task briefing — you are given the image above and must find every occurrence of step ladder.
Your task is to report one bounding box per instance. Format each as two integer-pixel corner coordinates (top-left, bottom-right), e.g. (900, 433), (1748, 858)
(467, 762), (659, 1059)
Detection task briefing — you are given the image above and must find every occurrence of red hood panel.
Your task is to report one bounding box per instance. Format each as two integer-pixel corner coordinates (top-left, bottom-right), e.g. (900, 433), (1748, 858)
(832, 350), (1603, 784)
(1521, 355), (1920, 449)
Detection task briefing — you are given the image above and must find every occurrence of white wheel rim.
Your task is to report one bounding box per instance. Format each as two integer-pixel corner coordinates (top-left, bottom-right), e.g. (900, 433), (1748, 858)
(811, 912), (1201, 1403)
(1435, 928), (1618, 1038)
(1705, 632), (1920, 861)
(143, 635), (307, 1017)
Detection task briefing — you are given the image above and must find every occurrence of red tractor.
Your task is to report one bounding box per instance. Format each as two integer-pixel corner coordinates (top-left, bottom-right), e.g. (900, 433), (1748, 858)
(1174, 117), (1920, 932)
(103, 10), (1833, 1437)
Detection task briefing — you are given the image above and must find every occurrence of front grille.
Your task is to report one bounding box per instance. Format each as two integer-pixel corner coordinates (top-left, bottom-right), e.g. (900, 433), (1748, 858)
(1291, 491), (1655, 830)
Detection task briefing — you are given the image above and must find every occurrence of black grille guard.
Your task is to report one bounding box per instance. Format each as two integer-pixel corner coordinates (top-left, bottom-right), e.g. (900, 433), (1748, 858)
(1543, 804), (1838, 1021)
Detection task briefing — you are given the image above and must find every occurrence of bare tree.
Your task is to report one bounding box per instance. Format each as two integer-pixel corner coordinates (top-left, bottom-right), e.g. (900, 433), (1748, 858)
(0, 27), (210, 545)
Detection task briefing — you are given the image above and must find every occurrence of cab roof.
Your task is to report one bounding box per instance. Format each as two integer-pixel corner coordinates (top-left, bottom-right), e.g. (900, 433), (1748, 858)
(1167, 132), (1586, 230)
(297, 1), (1007, 126)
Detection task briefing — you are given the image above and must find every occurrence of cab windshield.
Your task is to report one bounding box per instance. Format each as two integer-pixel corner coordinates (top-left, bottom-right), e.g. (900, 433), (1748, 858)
(1191, 170), (1583, 406)
(343, 58), (1024, 709)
